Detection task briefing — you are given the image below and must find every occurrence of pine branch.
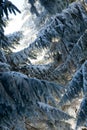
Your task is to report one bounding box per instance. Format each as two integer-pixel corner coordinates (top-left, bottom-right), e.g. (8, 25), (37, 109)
(59, 61), (87, 129)
(17, 62), (59, 80)
(37, 102), (74, 122)
(75, 97), (87, 130)
(45, 29), (87, 84)
(0, 71), (64, 117)
(2, 0), (21, 19)
(59, 68), (83, 107)
(7, 2), (87, 74)
(6, 31), (23, 49)
(75, 61), (87, 129)
(0, 0), (21, 49)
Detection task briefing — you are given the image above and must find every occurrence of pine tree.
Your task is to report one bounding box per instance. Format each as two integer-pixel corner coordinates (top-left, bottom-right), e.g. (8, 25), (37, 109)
(1, 0), (87, 130)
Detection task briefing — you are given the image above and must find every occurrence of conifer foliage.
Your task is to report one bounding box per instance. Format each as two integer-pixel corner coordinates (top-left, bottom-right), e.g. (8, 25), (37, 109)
(0, 0), (21, 48)
(1, 0), (87, 130)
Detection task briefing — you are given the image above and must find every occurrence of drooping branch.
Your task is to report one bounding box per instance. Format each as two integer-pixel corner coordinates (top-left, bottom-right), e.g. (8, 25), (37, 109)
(7, 2), (87, 68)
(58, 61), (87, 129)
(0, 71), (64, 113)
(58, 68), (83, 107)
(46, 29), (87, 84)
(0, 71), (74, 130)
(17, 29), (87, 85)
(75, 96), (87, 130)
(37, 102), (74, 121)
(75, 61), (87, 129)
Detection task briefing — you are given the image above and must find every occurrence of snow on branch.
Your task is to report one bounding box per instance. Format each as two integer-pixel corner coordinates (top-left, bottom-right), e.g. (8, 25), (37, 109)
(59, 68), (83, 107)
(7, 2), (87, 67)
(37, 102), (74, 122)
(75, 96), (87, 130)
(0, 71), (64, 119)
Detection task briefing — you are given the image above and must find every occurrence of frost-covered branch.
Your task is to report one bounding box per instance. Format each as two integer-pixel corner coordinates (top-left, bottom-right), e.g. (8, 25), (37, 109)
(7, 2), (87, 67)
(59, 68), (83, 107)
(0, 71), (64, 114)
(0, 71), (69, 129)
(37, 102), (74, 122)
(59, 61), (87, 129)
(75, 96), (87, 130)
